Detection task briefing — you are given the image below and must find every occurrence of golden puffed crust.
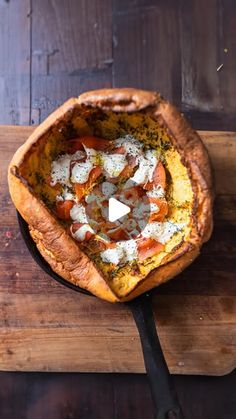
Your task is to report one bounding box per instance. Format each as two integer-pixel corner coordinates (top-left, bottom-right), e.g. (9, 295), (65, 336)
(8, 88), (213, 302)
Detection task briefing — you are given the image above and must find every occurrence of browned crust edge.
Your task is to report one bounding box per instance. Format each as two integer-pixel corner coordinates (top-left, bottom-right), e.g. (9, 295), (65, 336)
(153, 100), (213, 244)
(8, 88), (213, 302)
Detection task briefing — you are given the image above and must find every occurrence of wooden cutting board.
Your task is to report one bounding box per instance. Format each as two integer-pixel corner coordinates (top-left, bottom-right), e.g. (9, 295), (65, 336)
(0, 126), (235, 375)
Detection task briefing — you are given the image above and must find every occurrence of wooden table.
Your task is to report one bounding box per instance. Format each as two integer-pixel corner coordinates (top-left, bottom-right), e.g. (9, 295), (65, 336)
(0, 1), (236, 418)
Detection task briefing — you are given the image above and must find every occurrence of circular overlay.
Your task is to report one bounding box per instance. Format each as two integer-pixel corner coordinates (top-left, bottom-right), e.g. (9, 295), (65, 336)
(85, 180), (151, 242)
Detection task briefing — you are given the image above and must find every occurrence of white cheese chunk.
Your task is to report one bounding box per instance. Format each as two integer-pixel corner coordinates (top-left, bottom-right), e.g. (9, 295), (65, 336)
(70, 204), (88, 223)
(131, 150), (158, 185)
(141, 222), (184, 244)
(100, 247), (124, 265)
(101, 153), (127, 177)
(100, 239), (138, 265)
(115, 135), (143, 158)
(71, 160), (93, 184)
(150, 202), (159, 213)
(51, 155), (71, 187)
(117, 239), (138, 262)
(147, 185), (165, 199)
(82, 145), (98, 162)
(50, 150), (85, 187)
(56, 187), (76, 202)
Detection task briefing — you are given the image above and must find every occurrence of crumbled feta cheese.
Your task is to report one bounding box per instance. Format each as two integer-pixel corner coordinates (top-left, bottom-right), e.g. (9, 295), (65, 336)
(51, 154), (71, 187)
(101, 153), (127, 177)
(56, 187), (76, 202)
(50, 150), (85, 187)
(70, 204), (88, 223)
(131, 150), (158, 185)
(115, 135), (143, 158)
(100, 247), (124, 265)
(147, 185), (165, 199)
(82, 145), (98, 162)
(150, 202), (159, 213)
(117, 239), (138, 262)
(141, 222), (184, 244)
(100, 239), (138, 265)
(71, 160), (93, 184)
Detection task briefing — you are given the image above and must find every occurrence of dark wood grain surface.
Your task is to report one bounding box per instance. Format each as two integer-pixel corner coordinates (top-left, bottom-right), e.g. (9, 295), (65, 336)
(0, 0), (236, 418)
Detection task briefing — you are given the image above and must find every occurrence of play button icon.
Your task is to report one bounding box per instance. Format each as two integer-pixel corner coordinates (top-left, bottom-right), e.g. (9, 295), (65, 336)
(85, 180), (151, 242)
(108, 197), (131, 222)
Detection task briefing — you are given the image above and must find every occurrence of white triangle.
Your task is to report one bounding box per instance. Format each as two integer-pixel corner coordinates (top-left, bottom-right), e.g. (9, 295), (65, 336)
(108, 197), (130, 222)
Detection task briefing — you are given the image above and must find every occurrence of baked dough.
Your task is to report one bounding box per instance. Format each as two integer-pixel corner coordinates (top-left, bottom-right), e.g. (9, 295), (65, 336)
(8, 88), (213, 302)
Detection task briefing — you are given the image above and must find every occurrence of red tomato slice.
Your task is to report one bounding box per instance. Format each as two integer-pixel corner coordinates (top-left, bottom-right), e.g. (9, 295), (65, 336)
(75, 166), (102, 201)
(55, 200), (74, 220)
(120, 156), (137, 178)
(137, 237), (164, 261)
(149, 198), (168, 222)
(144, 161), (166, 190)
(74, 184), (86, 202)
(67, 136), (111, 153)
(89, 165), (103, 183)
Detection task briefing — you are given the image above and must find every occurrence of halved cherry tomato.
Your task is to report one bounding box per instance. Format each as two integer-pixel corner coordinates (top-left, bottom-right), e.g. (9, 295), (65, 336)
(55, 200), (74, 220)
(149, 198), (168, 222)
(74, 184), (86, 202)
(75, 166), (102, 201)
(137, 237), (164, 261)
(67, 136), (111, 153)
(144, 161), (166, 190)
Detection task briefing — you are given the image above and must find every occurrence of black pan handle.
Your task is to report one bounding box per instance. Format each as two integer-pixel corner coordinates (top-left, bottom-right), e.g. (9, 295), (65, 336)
(129, 294), (184, 419)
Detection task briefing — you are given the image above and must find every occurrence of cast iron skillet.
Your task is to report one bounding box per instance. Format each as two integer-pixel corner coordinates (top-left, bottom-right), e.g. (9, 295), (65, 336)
(17, 211), (184, 419)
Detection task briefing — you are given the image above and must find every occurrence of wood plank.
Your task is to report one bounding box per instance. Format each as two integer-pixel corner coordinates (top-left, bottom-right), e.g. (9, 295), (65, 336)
(218, 0), (236, 111)
(0, 295), (235, 374)
(0, 372), (154, 419)
(31, 0), (113, 121)
(183, 109), (236, 132)
(180, 0), (221, 112)
(32, 0), (112, 74)
(0, 0), (32, 125)
(112, 0), (181, 104)
(32, 70), (112, 123)
(200, 130), (236, 195)
(0, 126), (236, 374)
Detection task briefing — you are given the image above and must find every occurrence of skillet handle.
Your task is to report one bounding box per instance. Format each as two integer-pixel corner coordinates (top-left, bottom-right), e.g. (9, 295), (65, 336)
(129, 294), (184, 419)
